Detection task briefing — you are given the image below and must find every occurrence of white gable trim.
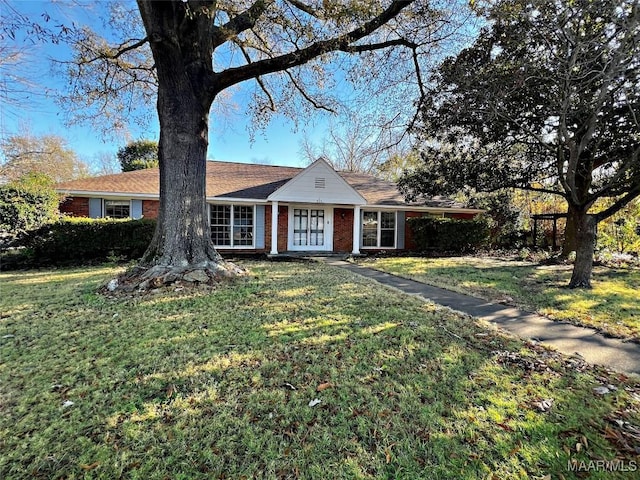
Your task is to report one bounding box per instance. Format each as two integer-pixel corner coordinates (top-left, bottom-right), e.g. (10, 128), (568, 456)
(267, 158), (367, 205)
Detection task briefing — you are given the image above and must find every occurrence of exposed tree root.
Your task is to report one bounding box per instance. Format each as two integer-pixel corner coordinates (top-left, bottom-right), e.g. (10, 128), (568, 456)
(99, 259), (248, 297)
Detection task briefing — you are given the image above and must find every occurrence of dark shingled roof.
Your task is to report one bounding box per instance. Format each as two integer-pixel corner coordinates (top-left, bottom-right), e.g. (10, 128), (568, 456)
(57, 160), (469, 209)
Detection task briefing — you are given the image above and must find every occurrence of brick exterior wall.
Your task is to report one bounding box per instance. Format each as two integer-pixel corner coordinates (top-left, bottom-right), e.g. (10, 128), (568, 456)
(277, 205), (288, 253)
(142, 200), (159, 219)
(58, 197), (477, 254)
(59, 197), (89, 217)
(404, 211), (424, 251)
(333, 208), (354, 253)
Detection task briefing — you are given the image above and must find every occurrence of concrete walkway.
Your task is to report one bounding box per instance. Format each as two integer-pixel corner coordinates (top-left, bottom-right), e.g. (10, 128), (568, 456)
(321, 258), (640, 375)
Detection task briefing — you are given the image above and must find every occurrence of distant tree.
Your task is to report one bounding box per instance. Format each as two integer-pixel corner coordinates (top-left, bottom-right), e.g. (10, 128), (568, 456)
(377, 151), (422, 182)
(0, 134), (89, 183)
(597, 199), (640, 255)
(117, 140), (159, 172)
(300, 115), (412, 176)
(0, 172), (59, 235)
(402, 0), (640, 288)
(91, 151), (120, 175)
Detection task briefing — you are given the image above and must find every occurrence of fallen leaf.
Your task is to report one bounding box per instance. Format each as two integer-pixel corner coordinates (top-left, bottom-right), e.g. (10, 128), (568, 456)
(384, 445), (394, 464)
(581, 435), (588, 448)
(508, 443), (521, 456)
(497, 422), (514, 432)
(166, 384), (175, 399)
(62, 400), (74, 408)
(308, 398), (321, 407)
(282, 383), (296, 391)
(80, 462), (100, 471)
(317, 382), (333, 392)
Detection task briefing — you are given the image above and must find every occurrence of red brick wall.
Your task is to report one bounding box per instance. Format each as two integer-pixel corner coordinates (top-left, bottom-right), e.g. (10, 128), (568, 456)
(59, 197), (89, 217)
(264, 207), (272, 252)
(404, 211), (424, 251)
(333, 208), (353, 253)
(142, 200), (159, 219)
(277, 205), (288, 253)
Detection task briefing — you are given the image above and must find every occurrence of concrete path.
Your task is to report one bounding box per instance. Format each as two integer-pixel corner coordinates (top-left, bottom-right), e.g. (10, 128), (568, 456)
(321, 258), (640, 375)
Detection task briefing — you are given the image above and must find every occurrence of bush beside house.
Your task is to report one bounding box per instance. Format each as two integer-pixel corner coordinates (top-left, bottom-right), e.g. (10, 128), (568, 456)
(1, 218), (156, 269)
(0, 173), (59, 238)
(408, 216), (489, 253)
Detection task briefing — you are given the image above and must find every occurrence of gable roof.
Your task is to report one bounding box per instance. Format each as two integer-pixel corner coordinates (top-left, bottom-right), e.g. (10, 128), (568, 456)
(268, 158), (366, 204)
(56, 160), (474, 210)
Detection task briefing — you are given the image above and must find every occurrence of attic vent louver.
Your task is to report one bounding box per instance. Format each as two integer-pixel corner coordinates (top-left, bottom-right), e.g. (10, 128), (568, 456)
(314, 177), (326, 189)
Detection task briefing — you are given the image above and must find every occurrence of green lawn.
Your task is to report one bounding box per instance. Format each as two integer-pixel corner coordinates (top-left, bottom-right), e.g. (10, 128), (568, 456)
(360, 256), (640, 341)
(1, 261), (640, 479)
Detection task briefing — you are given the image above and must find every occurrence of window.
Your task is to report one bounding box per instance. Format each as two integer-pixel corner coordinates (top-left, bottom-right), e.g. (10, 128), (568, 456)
(210, 205), (231, 246)
(104, 200), (130, 219)
(362, 211), (396, 248)
(210, 204), (254, 247)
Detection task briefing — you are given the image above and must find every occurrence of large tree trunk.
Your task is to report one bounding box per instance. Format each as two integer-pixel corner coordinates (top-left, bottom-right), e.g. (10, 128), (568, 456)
(105, 1), (244, 293)
(561, 203), (578, 257)
(141, 90), (221, 270)
(569, 211), (596, 289)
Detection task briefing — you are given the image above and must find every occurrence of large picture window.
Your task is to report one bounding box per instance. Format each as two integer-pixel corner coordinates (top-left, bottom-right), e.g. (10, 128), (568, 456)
(210, 204), (254, 247)
(362, 211), (396, 248)
(104, 200), (130, 219)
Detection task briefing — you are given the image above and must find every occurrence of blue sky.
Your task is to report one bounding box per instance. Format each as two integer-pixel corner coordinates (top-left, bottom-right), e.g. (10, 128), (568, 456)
(1, 0), (478, 172)
(1, 0), (336, 170)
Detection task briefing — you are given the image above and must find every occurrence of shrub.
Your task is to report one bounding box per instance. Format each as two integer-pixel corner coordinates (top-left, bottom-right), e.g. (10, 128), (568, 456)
(13, 217), (156, 267)
(0, 173), (59, 236)
(408, 215), (489, 253)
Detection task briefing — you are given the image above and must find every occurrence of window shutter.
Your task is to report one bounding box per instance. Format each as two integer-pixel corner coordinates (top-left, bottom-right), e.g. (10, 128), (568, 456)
(89, 198), (102, 218)
(255, 205), (265, 249)
(396, 211), (406, 249)
(131, 200), (143, 219)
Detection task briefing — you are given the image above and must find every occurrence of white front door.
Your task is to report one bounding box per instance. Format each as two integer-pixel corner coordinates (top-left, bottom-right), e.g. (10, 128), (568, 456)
(288, 206), (333, 251)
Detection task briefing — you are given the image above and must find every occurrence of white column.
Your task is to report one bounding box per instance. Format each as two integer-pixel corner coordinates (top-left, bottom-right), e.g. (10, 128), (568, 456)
(352, 205), (361, 255)
(270, 201), (279, 255)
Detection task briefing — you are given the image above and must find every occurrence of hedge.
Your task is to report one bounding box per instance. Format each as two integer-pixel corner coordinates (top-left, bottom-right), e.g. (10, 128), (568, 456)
(13, 217), (156, 267)
(0, 173), (59, 235)
(408, 216), (489, 253)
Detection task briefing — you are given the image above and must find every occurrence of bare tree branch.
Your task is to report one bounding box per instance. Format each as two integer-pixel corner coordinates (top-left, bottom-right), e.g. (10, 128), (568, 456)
(212, 1), (414, 92)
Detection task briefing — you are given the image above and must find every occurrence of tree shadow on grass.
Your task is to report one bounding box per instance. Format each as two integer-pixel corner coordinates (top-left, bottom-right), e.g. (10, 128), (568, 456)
(1, 261), (639, 479)
(378, 259), (640, 339)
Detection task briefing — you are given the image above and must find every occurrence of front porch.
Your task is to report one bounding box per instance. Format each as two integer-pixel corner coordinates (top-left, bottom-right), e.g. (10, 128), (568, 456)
(268, 201), (363, 256)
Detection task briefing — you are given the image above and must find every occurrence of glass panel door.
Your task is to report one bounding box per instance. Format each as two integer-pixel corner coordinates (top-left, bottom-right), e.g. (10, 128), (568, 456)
(293, 208), (325, 247)
(309, 209), (324, 246)
(293, 209), (308, 246)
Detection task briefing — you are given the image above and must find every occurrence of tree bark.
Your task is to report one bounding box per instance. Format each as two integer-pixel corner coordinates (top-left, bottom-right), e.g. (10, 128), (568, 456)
(141, 90), (220, 269)
(109, 0), (244, 291)
(561, 203), (578, 257)
(569, 211), (596, 289)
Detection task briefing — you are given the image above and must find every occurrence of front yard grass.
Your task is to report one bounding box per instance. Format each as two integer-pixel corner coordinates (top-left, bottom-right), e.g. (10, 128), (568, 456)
(361, 256), (640, 341)
(1, 261), (640, 479)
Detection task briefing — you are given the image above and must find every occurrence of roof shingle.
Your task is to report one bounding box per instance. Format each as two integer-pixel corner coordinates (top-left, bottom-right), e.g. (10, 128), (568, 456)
(56, 160), (468, 209)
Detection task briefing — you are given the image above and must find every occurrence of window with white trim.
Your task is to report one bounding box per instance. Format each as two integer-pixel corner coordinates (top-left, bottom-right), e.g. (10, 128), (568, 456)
(210, 204), (254, 247)
(362, 210), (396, 248)
(104, 200), (130, 219)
